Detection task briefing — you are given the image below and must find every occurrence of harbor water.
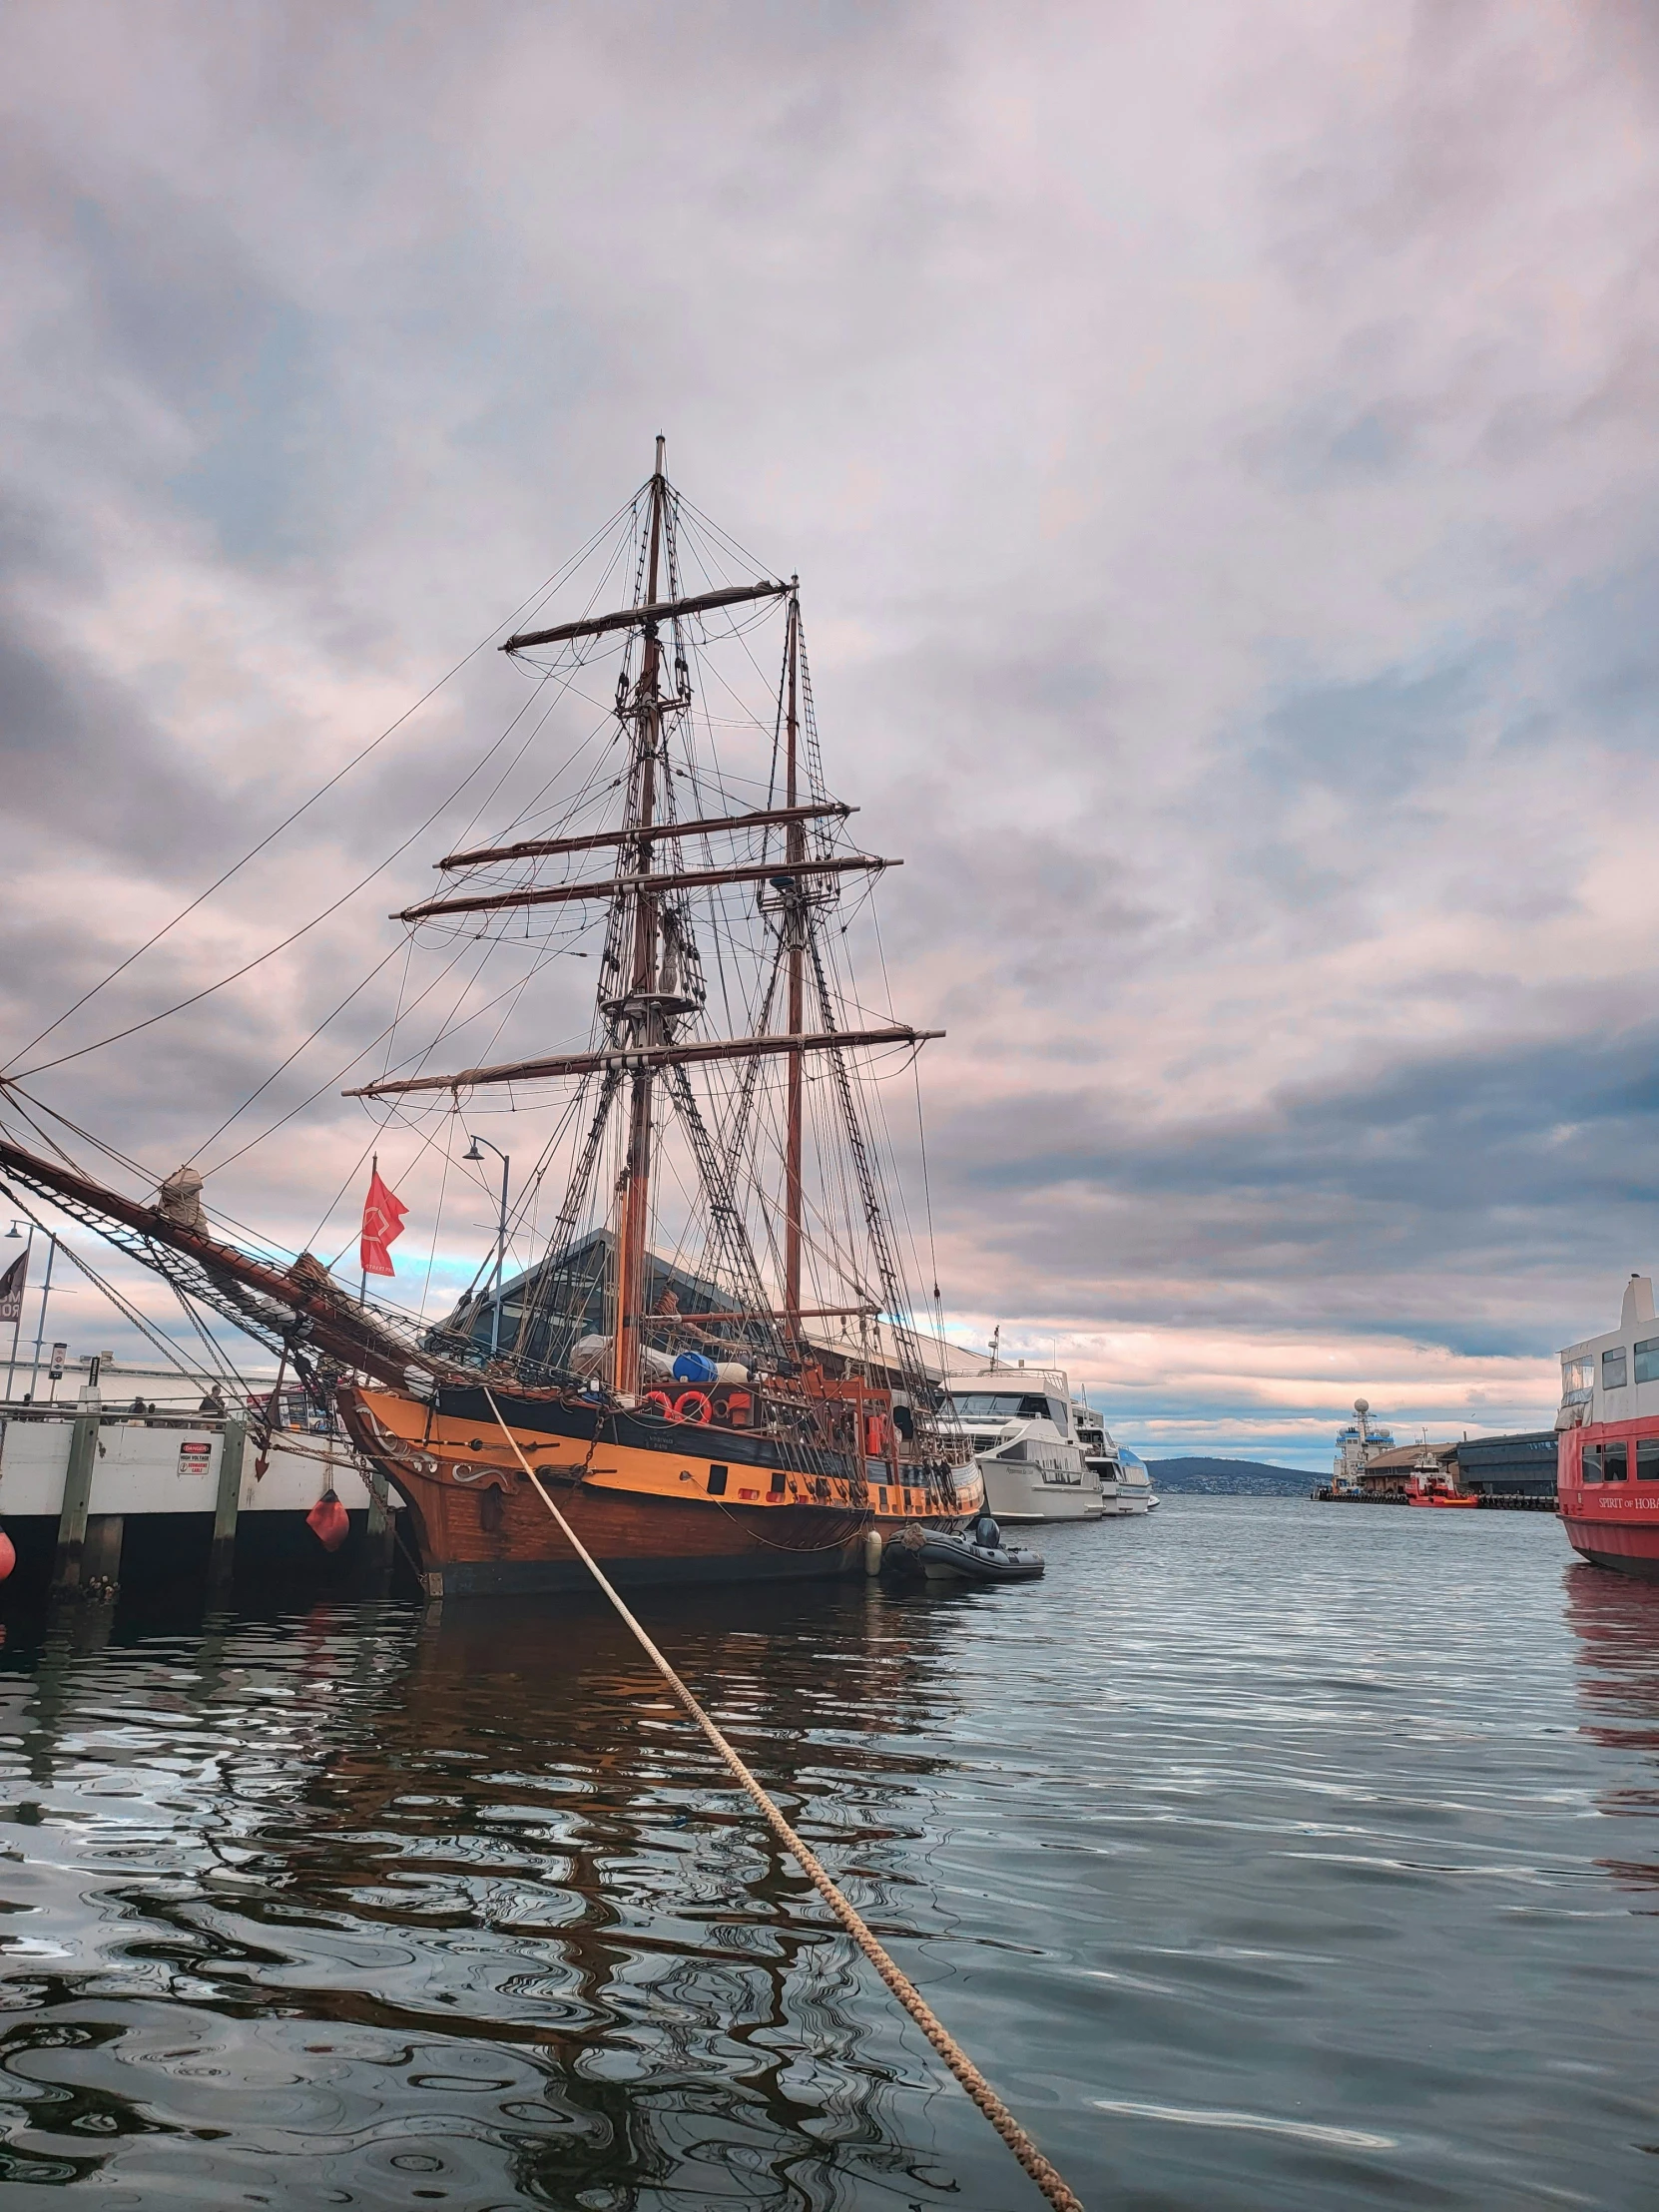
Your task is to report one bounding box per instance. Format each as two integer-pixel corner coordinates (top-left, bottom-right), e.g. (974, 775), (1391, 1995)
(0, 1497), (1654, 2208)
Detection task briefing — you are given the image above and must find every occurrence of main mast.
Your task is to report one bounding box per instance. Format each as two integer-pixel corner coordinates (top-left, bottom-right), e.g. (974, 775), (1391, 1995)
(613, 436), (668, 1395)
(783, 584), (805, 1336)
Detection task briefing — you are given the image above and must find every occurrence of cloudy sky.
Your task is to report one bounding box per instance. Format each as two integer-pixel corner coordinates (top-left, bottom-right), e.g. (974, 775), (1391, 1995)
(3, 0), (1657, 1464)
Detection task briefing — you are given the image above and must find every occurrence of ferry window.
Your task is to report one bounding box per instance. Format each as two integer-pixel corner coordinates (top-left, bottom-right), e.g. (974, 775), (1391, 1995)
(1603, 1348), (1628, 1390)
(1605, 1442), (1629, 1482)
(706, 1465), (729, 1495)
(1638, 1440), (1659, 1481)
(1561, 1359), (1593, 1403)
(1582, 1447), (1602, 1483)
(1637, 1340), (1659, 1384)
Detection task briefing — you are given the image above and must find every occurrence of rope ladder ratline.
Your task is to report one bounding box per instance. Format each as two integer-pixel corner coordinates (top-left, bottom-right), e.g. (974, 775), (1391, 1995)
(480, 1385), (1085, 2212)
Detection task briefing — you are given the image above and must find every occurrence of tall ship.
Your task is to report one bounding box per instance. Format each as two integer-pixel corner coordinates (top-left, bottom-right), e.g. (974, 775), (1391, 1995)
(1556, 1274), (1659, 1576)
(0, 444), (981, 1594)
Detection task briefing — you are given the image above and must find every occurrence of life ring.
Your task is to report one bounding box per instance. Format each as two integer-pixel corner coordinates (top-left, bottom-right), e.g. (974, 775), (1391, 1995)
(644, 1390), (676, 1419)
(674, 1389), (713, 1426)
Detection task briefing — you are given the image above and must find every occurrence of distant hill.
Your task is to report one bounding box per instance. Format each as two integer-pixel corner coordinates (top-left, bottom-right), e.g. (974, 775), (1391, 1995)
(1146, 1456), (1316, 1496)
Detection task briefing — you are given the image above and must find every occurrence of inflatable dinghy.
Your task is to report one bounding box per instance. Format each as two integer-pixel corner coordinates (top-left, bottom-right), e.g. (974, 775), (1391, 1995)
(885, 1515), (1046, 1586)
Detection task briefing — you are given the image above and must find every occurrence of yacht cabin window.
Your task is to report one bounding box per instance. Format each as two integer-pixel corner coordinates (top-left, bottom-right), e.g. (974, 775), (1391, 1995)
(949, 1391), (1063, 1425)
(1603, 1348), (1628, 1390)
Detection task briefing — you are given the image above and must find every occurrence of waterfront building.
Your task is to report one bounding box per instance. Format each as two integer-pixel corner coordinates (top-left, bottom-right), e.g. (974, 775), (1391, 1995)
(1453, 1431), (1557, 1501)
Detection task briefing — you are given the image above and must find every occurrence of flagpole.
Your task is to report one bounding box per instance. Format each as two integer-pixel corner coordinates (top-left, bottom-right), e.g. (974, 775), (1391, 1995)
(360, 1154), (375, 1309)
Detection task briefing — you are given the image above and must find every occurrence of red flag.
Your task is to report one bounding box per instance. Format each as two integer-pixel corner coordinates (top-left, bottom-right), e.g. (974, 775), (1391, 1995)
(359, 1169), (408, 1279)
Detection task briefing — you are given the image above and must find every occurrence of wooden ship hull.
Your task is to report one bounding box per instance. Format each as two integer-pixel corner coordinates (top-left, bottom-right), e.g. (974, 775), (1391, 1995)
(339, 1382), (983, 1595)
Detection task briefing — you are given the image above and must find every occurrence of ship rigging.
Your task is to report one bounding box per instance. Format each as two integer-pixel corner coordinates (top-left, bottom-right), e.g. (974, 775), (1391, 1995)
(0, 441), (979, 1591)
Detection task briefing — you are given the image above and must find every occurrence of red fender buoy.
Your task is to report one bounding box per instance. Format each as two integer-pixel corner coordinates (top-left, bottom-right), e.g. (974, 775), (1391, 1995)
(643, 1390), (676, 1419)
(0, 1528), (15, 1583)
(306, 1491), (350, 1553)
(674, 1389), (713, 1426)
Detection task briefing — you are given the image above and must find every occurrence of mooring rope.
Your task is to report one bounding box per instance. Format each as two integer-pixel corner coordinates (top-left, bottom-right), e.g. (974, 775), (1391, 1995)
(481, 1388), (1084, 2212)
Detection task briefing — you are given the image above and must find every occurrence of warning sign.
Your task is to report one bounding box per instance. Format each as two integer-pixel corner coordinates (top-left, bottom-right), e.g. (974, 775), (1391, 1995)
(179, 1440), (213, 1477)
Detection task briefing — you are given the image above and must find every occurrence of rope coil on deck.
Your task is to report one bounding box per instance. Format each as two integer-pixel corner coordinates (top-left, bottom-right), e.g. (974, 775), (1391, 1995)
(481, 1388), (1084, 2212)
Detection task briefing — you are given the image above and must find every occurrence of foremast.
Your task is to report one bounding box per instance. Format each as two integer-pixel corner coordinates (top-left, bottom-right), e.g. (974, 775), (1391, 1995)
(783, 584), (806, 1336)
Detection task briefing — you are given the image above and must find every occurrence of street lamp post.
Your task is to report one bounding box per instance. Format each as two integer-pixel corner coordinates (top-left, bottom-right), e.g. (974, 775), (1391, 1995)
(463, 1136), (511, 1362)
(26, 1232), (58, 1404)
(3, 1221), (31, 1402)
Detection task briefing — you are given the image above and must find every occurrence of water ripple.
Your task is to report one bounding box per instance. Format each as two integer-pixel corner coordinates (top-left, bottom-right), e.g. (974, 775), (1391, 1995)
(0, 1501), (1651, 2205)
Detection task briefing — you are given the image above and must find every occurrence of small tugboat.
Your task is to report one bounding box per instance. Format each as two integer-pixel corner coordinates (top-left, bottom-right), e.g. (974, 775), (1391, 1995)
(1556, 1275), (1659, 1577)
(1404, 1450), (1479, 1507)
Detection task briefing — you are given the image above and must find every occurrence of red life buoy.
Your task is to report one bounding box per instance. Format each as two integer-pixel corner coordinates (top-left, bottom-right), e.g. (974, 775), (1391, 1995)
(644, 1390), (676, 1418)
(0, 1528), (15, 1583)
(674, 1389), (713, 1426)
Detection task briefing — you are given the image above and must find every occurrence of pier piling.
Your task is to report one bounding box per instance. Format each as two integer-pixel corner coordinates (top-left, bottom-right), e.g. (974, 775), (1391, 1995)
(207, 1417), (246, 1600)
(52, 1404), (101, 1591)
(363, 1462), (395, 1592)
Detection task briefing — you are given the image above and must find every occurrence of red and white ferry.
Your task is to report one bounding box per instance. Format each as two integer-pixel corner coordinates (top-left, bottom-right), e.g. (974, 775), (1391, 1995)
(1556, 1274), (1659, 1578)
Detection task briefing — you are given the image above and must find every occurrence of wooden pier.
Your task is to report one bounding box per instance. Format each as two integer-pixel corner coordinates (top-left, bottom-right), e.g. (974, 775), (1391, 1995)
(1311, 1484), (1558, 1512)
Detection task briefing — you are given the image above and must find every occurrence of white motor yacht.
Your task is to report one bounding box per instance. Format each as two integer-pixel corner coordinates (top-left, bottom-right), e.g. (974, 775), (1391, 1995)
(1119, 1444), (1157, 1513)
(942, 1367), (1105, 1522)
(1072, 1401), (1156, 1516)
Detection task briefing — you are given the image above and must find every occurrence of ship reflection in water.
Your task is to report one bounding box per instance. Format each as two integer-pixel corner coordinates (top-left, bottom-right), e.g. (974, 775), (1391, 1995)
(0, 1582), (986, 2206)
(1567, 1566), (1659, 1887)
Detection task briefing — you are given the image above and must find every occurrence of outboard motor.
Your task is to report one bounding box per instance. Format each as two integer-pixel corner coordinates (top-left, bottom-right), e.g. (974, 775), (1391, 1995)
(975, 1514), (1002, 1552)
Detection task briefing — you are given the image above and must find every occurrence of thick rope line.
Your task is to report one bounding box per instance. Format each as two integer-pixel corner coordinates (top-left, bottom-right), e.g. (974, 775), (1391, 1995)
(480, 1386), (1085, 2212)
